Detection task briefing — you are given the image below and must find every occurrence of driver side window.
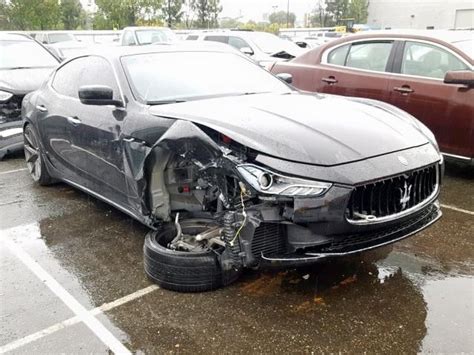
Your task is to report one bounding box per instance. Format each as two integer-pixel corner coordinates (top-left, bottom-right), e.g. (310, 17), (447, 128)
(401, 41), (468, 79)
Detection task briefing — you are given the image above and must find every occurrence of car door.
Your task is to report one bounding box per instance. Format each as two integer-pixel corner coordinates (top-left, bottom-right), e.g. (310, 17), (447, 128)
(314, 40), (396, 101)
(66, 56), (128, 204)
(35, 58), (84, 180)
(388, 40), (473, 158)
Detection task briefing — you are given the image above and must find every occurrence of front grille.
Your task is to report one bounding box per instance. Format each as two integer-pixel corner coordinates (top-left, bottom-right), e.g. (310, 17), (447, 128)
(251, 223), (286, 259)
(346, 164), (438, 222)
(323, 203), (440, 253)
(0, 95), (24, 124)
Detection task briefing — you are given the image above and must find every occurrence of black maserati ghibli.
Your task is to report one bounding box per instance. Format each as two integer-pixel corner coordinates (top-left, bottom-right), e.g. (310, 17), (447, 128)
(22, 43), (443, 292)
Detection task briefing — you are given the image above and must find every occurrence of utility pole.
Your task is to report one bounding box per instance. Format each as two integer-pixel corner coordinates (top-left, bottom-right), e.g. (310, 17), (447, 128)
(286, 0), (290, 28)
(167, 0), (171, 27)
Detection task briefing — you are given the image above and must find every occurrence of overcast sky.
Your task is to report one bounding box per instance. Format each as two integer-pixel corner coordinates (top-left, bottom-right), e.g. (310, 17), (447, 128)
(220, 0), (315, 23)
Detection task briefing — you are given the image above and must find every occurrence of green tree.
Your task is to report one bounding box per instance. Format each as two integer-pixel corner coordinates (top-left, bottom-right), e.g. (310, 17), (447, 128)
(268, 10), (296, 27)
(94, 0), (163, 29)
(0, 0), (10, 30)
(191, 0), (222, 29)
(326, 0), (349, 24)
(7, 0), (61, 30)
(162, 0), (184, 27)
(348, 0), (369, 23)
(60, 0), (85, 30)
(219, 17), (242, 29)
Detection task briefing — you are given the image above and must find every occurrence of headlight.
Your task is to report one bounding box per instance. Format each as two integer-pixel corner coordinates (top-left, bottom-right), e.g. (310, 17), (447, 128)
(0, 90), (13, 103)
(237, 164), (332, 197)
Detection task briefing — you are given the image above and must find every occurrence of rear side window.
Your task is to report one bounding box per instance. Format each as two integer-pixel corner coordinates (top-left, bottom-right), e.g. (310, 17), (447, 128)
(123, 31), (136, 46)
(346, 41), (393, 72)
(228, 36), (250, 50)
(186, 35), (198, 40)
(328, 44), (350, 66)
(401, 41), (469, 79)
(204, 36), (228, 44)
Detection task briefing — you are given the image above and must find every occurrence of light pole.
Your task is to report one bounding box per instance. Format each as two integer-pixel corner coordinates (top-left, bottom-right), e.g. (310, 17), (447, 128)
(286, 0), (290, 28)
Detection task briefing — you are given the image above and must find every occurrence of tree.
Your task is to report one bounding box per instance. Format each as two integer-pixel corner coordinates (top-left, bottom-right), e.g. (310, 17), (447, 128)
(94, 0), (163, 29)
(268, 10), (296, 27)
(60, 0), (85, 30)
(191, 0), (222, 29)
(348, 0), (369, 23)
(326, 0), (349, 25)
(162, 0), (184, 27)
(6, 0), (61, 30)
(310, 0), (331, 27)
(0, 0), (10, 30)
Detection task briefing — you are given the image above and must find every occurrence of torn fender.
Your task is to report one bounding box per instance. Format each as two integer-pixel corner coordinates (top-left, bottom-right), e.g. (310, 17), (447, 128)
(123, 120), (225, 225)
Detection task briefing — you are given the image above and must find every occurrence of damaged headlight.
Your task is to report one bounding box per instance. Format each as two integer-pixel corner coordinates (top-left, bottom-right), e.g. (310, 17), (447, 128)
(0, 90), (13, 103)
(237, 164), (332, 197)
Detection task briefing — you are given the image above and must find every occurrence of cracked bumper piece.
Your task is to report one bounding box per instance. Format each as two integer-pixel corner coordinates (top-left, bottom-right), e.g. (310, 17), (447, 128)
(259, 202), (442, 266)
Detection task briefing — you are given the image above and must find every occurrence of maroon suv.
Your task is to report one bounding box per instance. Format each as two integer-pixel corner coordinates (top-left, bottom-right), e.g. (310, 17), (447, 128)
(270, 30), (473, 163)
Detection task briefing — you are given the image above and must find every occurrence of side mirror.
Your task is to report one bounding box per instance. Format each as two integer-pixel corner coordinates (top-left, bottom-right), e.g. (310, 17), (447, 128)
(240, 47), (254, 56)
(276, 73), (293, 84)
(78, 85), (123, 107)
(444, 70), (474, 88)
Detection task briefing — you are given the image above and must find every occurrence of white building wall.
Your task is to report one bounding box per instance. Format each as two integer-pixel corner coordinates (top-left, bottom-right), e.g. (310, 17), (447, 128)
(367, 0), (474, 30)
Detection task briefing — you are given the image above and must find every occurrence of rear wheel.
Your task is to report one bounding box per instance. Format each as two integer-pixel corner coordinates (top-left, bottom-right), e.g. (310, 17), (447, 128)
(23, 124), (54, 185)
(144, 219), (241, 292)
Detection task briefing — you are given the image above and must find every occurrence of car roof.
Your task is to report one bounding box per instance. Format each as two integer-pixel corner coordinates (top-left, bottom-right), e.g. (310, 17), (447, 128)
(0, 32), (33, 41)
(123, 26), (170, 31)
(349, 30), (473, 45)
(64, 41), (241, 61)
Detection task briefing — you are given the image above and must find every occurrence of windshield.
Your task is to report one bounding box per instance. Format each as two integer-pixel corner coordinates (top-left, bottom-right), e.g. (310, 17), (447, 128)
(48, 33), (76, 44)
(452, 40), (473, 59)
(121, 51), (291, 103)
(0, 40), (58, 69)
(136, 29), (177, 45)
(248, 32), (301, 54)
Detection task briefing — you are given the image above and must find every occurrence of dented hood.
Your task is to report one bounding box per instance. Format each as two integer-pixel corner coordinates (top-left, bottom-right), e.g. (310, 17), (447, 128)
(149, 93), (430, 166)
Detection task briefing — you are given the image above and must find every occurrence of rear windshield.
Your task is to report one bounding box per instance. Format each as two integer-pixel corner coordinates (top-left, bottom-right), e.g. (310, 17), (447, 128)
(451, 40), (473, 59)
(0, 40), (58, 69)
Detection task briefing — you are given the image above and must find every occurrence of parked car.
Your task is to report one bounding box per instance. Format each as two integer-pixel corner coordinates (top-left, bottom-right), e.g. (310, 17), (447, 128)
(186, 30), (305, 66)
(270, 30), (474, 163)
(35, 31), (78, 45)
(120, 26), (177, 46)
(0, 33), (60, 159)
(23, 43), (442, 292)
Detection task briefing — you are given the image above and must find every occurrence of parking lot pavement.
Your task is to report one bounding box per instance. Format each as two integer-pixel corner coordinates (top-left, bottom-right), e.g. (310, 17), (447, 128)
(1, 155), (473, 354)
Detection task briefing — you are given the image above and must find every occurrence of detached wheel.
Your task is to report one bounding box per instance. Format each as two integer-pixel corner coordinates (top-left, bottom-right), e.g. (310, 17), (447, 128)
(23, 124), (53, 185)
(144, 219), (241, 292)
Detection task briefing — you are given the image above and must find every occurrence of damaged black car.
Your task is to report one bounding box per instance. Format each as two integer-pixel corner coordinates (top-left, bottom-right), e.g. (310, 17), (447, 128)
(22, 43), (443, 292)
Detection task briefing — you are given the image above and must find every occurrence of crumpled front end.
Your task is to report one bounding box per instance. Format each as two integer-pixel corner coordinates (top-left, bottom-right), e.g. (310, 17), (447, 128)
(134, 120), (442, 269)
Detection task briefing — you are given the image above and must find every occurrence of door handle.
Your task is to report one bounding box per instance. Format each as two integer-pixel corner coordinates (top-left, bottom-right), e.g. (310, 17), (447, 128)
(393, 86), (414, 95)
(322, 76), (338, 84)
(36, 105), (48, 112)
(66, 116), (81, 126)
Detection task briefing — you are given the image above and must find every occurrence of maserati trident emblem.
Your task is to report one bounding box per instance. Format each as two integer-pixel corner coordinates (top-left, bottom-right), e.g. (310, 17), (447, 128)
(399, 181), (412, 210)
(398, 156), (409, 166)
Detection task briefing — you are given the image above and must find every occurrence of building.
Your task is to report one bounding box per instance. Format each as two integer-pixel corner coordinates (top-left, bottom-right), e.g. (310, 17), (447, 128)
(368, 0), (474, 30)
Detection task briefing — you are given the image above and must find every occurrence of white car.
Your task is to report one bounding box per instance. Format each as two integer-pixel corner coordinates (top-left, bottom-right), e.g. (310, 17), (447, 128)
(186, 30), (305, 66)
(120, 26), (177, 46)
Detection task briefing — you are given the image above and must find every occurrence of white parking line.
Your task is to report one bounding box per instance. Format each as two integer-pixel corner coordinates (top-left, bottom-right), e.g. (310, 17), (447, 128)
(0, 285), (159, 354)
(1, 239), (132, 355)
(440, 204), (474, 216)
(0, 168), (28, 176)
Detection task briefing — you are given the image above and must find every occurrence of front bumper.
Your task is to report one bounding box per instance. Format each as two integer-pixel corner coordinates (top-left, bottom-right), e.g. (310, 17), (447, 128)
(0, 121), (24, 159)
(259, 202), (441, 266)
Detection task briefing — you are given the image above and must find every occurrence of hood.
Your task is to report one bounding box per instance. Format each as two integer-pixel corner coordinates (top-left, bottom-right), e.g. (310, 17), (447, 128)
(149, 93), (430, 166)
(0, 67), (54, 95)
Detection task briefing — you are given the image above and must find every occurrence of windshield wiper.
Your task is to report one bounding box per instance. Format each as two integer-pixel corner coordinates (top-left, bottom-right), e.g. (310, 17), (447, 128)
(146, 99), (187, 105)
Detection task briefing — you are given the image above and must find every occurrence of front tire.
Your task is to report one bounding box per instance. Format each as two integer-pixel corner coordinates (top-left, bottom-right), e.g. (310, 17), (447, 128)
(23, 124), (54, 185)
(144, 219), (241, 292)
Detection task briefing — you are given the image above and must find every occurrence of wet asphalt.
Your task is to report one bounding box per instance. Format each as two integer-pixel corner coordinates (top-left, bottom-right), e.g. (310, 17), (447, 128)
(0, 152), (473, 354)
